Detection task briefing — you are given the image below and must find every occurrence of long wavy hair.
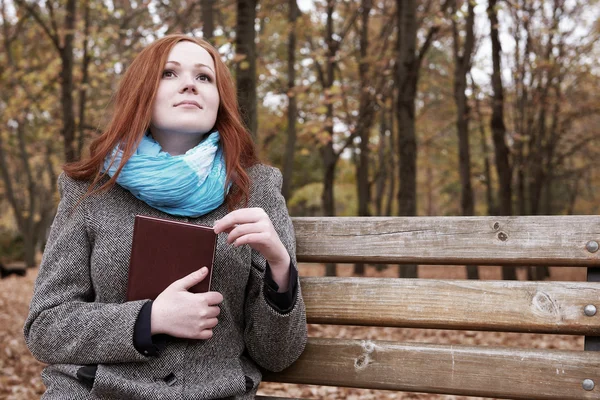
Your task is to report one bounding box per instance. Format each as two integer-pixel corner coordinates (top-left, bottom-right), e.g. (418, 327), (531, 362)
(64, 34), (258, 209)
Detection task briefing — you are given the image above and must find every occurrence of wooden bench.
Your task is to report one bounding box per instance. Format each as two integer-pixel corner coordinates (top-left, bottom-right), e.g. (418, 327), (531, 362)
(259, 216), (600, 400)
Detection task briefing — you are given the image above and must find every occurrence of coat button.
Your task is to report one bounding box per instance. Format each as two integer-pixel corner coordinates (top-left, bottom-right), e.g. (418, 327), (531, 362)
(164, 373), (178, 386)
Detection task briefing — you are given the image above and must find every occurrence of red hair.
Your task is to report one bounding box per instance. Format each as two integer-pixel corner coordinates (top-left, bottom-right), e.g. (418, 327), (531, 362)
(64, 34), (258, 209)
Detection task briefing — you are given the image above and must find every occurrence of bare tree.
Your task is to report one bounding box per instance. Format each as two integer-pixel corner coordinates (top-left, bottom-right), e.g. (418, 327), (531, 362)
(471, 76), (495, 215)
(353, 0), (373, 276)
(16, 0), (78, 162)
(450, 0), (477, 279)
(489, 0), (517, 280)
(0, 4), (57, 265)
(236, 0), (258, 138)
(395, 0), (449, 278)
(282, 0), (298, 201)
(202, 0), (215, 41)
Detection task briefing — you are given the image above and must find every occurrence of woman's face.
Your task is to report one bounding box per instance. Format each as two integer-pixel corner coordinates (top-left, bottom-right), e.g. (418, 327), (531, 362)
(150, 41), (220, 142)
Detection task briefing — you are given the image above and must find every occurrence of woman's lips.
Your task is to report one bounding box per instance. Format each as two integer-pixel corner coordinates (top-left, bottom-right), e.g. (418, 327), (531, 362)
(174, 100), (202, 109)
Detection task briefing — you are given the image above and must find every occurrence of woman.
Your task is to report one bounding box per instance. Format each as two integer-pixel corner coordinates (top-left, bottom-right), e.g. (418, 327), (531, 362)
(24, 34), (307, 399)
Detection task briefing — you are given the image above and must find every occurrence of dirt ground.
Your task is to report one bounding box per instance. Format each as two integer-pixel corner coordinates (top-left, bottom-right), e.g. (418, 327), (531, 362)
(0, 263), (587, 399)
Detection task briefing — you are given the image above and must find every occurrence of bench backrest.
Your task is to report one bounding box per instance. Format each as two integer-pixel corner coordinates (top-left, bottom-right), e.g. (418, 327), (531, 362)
(263, 216), (600, 400)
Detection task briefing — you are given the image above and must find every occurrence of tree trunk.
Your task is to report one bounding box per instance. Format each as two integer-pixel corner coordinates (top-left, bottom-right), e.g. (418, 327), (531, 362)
(511, 0), (529, 217)
(61, 0), (77, 162)
(356, 0), (372, 219)
(236, 0), (258, 138)
(396, 0), (418, 279)
(321, 0), (337, 277)
(322, 138), (336, 278)
(566, 171), (581, 215)
(488, 0), (516, 280)
(78, 0), (91, 159)
(472, 78), (495, 215)
(542, 85), (561, 215)
(393, 0), (447, 277)
(202, 0), (215, 41)
(321, 145), (336, 217)
(385, 104), (395, 217)
(529, 100), (547, 216)
(451, 0), (476, 279)
(396, 6), (417, 218)
(354, 0), (373, 276)
(321, 151), (336, 217)
(22, 234), (36, 267)
(489, 0), (513, 218)
(375, 110), (388, 216)
(282, 0), (298, 201)
(322, 143), (336, 277)
(451, 0), (475, 217)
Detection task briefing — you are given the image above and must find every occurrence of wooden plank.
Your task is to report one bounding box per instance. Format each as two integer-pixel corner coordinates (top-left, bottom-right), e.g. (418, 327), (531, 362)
(585, 267), (600, 350)
(292, 216), (600, 266)
(301, 277), (600, 334)
(263, 338), (600, 400)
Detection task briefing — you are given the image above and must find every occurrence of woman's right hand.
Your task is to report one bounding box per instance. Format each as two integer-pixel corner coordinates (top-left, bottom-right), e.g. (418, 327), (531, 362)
(151, 267), (223, 339)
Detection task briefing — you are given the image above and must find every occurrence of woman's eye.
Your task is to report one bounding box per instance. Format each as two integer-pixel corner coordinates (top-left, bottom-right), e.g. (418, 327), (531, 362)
(197, 74), (211, 82)
(162, 70), (175, 78)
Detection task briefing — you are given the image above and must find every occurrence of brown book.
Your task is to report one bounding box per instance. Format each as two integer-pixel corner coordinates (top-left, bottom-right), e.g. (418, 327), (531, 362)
(126, 215), (217, 301)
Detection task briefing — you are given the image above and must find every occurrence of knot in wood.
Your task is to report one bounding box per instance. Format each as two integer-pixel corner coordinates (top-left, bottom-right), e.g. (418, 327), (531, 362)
(354, 354), (370, 370)
(493, 222), (500, 230)
(497, 231), (508, 241)
(354, 340), (377, 371)
(531, 291), (560, 317)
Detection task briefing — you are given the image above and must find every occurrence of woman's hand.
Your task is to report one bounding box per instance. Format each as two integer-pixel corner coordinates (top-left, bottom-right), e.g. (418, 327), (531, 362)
(151, 267), (223, 339)
(213, 208), (291, 291)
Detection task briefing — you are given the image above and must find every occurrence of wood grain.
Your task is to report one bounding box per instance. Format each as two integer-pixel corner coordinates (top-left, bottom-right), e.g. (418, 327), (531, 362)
(300, 277), (600, 334)
(292, 216), (600, 266)
(264, 338), (600, 400)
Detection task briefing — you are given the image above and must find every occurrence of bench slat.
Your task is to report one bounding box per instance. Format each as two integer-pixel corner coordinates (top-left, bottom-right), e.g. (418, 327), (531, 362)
(292, 216), (600, 266)
(302, 277), (600, 334)
(263, 338), (600, 400)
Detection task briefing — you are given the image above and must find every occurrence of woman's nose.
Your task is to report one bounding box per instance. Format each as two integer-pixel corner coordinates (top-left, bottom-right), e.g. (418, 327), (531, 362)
(179, 75), (197, 93)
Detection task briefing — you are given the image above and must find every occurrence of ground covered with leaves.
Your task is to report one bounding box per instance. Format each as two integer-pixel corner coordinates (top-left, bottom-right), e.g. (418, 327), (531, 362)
(0, 264), (585, 399)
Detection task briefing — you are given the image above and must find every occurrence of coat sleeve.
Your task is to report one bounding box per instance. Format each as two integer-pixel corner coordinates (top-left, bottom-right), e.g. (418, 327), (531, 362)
(243, 166), (308, 372)
(23, 174), (151, 365)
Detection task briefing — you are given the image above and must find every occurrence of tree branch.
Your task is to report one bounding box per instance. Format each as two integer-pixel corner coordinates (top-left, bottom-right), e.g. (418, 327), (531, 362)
(14, 0), (61, 51)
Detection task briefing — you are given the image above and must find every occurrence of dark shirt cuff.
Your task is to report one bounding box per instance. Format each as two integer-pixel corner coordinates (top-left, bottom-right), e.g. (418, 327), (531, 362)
(76, 365), (97, 388)
(133, 301), (167, 356)
(264, 259), (298, 314)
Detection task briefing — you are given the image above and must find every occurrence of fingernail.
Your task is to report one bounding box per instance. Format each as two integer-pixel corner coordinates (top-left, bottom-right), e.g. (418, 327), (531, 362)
(200, 267), (208, 274)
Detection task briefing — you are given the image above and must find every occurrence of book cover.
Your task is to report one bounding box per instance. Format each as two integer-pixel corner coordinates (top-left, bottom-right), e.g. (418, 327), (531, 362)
(126, 215), (217, 301)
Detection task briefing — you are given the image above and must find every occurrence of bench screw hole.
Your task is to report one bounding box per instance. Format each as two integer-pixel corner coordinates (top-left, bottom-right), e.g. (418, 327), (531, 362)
(586, 241), (599, 253)
(493, 222), (500, 230)
(583, 379), (595, 391)
(584, 305), (597, 317)
(497, 232), (508, 241)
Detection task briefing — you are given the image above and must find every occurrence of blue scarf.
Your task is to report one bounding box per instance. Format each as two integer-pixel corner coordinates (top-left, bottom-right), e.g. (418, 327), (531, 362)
(103, 131), (228, 217)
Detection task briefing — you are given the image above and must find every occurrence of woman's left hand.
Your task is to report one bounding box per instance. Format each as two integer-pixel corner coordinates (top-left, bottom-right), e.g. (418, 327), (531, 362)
(213, 208), (290, 273)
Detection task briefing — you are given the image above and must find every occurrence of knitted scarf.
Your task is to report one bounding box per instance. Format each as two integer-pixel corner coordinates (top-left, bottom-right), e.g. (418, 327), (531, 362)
(103, 131), (228, 217)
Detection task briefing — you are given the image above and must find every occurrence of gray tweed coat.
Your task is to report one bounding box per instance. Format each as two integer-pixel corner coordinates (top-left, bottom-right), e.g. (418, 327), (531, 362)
(24, 165), (307, 399)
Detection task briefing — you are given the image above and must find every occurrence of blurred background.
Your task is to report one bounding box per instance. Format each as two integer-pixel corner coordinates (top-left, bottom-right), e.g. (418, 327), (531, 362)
(1, 0), (599, 398)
